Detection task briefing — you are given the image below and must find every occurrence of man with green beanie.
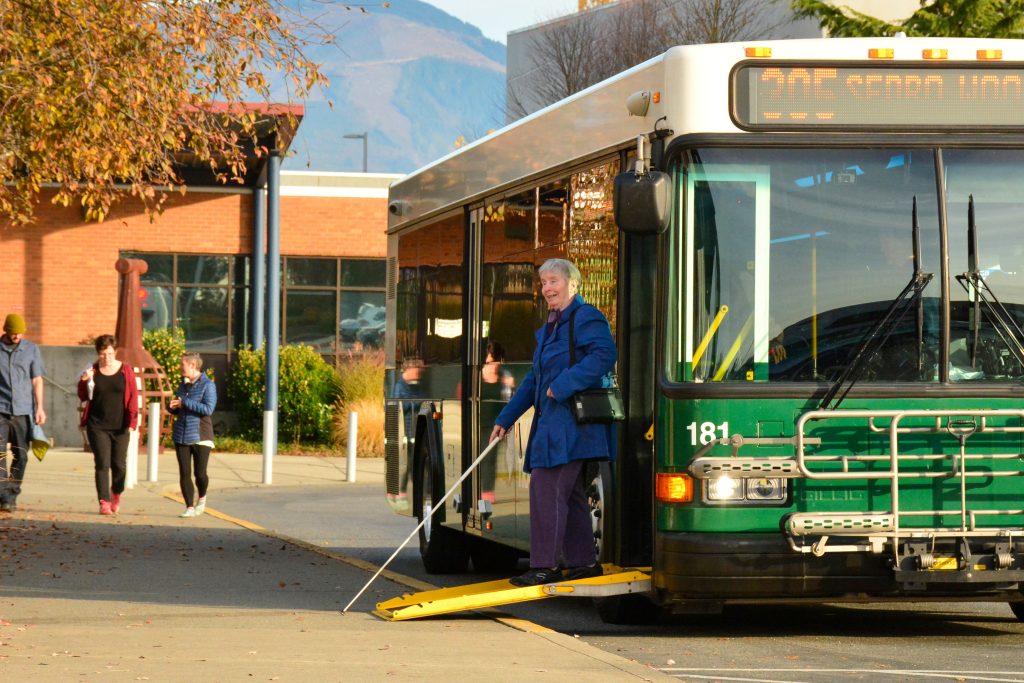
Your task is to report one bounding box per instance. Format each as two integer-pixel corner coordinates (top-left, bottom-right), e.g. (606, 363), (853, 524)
(0, 313), (46, 512)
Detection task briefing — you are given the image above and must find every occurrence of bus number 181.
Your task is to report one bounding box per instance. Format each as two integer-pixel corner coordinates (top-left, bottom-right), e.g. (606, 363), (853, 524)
(687, 421), (729, 446)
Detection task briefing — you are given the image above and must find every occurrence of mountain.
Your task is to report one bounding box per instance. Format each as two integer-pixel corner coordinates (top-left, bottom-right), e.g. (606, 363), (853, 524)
(281, 0), (507, 174)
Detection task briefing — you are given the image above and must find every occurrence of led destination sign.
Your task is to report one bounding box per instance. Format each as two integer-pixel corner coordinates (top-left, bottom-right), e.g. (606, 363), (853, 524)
(733, 64), (1024, 129)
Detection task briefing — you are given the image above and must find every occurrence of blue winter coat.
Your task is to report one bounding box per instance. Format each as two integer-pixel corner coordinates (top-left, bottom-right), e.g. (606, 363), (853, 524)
(168, 373), (217, 444)
(495, 295), (617, 472)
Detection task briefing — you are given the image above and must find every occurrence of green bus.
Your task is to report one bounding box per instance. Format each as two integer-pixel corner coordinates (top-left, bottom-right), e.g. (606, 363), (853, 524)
(383, 37), (1024, 622)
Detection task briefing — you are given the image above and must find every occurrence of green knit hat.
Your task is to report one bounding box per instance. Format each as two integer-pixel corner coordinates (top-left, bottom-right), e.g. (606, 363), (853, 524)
(3, 313), (26, 334)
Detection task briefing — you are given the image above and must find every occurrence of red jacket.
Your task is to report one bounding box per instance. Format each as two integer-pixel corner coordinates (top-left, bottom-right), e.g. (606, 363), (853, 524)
(77, 363), (139, 430)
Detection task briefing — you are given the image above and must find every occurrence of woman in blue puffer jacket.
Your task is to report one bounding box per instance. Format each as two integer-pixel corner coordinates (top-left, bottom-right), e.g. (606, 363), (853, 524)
(167, 352), (217, 518)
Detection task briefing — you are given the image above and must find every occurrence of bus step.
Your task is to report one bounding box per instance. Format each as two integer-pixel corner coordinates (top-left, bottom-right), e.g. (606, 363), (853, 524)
(374, 564), (651, 621)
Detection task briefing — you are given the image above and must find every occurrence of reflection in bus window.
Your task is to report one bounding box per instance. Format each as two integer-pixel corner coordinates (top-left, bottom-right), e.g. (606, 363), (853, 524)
(672, 148), (941, 383)
(945, 149), (1024, 382)
(396, 214), (465, 365)
(481, 189), (537, 363)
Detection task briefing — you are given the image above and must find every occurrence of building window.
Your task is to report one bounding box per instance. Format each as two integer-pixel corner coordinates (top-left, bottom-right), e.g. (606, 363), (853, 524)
(123, 252), (386, 364)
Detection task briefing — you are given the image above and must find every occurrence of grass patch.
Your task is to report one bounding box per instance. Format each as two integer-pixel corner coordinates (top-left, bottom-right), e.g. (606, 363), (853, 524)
(214, 434), (341, 457)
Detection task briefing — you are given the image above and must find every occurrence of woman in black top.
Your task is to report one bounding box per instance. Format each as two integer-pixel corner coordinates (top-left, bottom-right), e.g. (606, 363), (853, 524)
(77, 335), (138, 515)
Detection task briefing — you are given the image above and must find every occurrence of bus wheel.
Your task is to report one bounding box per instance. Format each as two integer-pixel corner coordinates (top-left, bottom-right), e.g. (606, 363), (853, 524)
(1010, 602), (1024, 622)
(469, 537), (522, 574)
(414, 444), (469, 574)
(589, 462), (660, 625)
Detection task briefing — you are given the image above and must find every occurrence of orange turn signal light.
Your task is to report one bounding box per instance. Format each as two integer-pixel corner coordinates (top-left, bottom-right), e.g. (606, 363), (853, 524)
(977, 49), (1003, 60)
(745, 47), (772, 58)
(868, 48), (894, 59)
(652, 91), (661, 104)
(656, 473), (694, 503)
(922, 49), (948, 60)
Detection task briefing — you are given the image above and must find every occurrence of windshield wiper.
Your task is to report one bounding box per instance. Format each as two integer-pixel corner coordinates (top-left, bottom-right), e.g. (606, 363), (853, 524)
(819, 197), (934, 410)
(954, 195), (1024, 370)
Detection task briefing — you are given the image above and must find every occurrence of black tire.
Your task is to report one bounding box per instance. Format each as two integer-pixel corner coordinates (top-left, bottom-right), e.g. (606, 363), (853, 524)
(414, 437), (469, 574)
(1010, 602), (1024, 622)
(469, 536), (522, 574)
(589, 462), (661, 624)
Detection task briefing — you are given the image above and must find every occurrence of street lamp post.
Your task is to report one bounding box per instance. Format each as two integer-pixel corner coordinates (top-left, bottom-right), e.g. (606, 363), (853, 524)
(344, 132), (368, 173)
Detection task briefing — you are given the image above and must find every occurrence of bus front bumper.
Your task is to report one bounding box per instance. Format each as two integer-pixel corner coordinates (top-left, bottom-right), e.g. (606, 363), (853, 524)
(654, 531), (1024, 604)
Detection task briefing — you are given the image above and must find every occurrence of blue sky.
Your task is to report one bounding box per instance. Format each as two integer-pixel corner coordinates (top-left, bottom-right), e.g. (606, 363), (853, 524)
(425, 0), (579, 43)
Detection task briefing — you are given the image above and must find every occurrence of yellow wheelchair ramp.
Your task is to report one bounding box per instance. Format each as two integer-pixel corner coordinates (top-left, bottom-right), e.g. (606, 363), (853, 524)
(374, 565), (651, 621)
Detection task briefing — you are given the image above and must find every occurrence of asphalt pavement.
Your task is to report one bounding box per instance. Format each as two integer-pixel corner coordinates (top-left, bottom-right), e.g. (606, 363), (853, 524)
(0, 447), (671, 682)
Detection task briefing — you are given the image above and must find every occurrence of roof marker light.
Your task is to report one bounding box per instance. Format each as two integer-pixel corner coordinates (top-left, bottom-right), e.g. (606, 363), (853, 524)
(868, 48), (894, 59)
(745, 47), (772, 58)
(922, 49), (948, 60)
(977, 49), (1003, 60)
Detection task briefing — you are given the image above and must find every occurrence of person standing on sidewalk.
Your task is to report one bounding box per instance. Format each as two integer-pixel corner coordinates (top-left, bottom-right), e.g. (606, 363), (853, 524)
(167, 352), (216, 518)
(0, 313), (46, 513)
(77, 335), (139, 515)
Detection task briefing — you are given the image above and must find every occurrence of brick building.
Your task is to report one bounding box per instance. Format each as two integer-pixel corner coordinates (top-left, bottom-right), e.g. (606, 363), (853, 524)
(0, 160), (400, 445)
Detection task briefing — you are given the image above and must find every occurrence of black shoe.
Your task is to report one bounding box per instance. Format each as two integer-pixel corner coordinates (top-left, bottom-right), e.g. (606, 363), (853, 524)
(563, 564), (603, 581)
(509, 567), (563, 587)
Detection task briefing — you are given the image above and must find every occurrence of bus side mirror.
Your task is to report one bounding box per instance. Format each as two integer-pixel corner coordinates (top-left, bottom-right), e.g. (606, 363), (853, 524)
(613, 170), (671, 235)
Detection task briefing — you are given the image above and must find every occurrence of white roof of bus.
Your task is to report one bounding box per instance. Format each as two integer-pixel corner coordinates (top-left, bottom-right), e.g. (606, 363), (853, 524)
(388, 37), (1024, 232)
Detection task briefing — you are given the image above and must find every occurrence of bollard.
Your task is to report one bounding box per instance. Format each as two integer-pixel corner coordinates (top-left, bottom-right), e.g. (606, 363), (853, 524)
(346, 411), (358, 483)
(262, 410), (275, 484)
(146, 402), (160, 482)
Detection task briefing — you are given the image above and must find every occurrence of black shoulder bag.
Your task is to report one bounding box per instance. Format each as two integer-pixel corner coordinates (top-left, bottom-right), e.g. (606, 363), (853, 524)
(567, 307), (625, 424)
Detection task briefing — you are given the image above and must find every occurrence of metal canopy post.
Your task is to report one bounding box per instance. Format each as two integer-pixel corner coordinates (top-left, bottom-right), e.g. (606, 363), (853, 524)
(262, 150), (281, 484)
(251, 187), (266, 350)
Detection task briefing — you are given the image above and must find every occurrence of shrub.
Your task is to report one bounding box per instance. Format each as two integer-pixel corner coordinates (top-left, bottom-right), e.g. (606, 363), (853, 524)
(143, 327), (185, 391)
(229, 344), (338, 444)
(332, 352), (385, 457)
(335, 350), (384, 405)
(332, 397), (385, 457)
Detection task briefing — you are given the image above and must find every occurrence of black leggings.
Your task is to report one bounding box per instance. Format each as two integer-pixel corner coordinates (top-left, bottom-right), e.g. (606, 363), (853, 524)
(175, 443), (211, 507)
(87, 426), (130, 502)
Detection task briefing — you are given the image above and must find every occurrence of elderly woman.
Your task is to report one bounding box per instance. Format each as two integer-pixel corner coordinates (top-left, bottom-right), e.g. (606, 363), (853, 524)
(489, 258), (617, 586)
(167, 352), (217, 518)
(78, 334), (138, 515)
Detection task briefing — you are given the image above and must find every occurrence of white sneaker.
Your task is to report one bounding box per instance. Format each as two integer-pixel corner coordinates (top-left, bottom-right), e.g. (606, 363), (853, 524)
(194, 498), (206, 516)
(179, 507), (196, 518)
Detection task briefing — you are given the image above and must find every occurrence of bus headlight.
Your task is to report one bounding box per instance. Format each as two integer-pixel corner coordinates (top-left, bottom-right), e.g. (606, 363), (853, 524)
(707, 475), (743, 501)
(747, 477), (787, 502)
(702, 476), (787, 505)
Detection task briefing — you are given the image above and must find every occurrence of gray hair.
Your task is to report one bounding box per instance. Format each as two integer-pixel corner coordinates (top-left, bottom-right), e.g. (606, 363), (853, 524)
(538, 258), (581, 287)
(182, 352), (204, 370)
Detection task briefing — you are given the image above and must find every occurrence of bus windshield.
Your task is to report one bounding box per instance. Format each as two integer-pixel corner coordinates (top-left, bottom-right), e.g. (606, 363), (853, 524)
(666, 147), (1024, 385)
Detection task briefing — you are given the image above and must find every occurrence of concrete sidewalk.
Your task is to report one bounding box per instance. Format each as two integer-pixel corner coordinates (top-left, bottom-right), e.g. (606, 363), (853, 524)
(0, 449), (669, 682)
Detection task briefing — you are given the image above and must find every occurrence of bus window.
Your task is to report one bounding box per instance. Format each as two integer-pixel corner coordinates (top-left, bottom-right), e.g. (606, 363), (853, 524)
(669, 148), (941, 384)
(396, 213), (465, 365)
(567, 162), (619, 332)
(944, 149), (1024, 382)
(481, 189), (538, 363)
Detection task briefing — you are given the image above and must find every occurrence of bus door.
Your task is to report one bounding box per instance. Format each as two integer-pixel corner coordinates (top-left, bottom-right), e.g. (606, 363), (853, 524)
(683, 166), (771, 382)
(473, 201), (532, 548)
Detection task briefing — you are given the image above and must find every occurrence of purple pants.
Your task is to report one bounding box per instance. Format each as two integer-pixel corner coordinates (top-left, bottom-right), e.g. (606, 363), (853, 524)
(528, 460), (596, 570)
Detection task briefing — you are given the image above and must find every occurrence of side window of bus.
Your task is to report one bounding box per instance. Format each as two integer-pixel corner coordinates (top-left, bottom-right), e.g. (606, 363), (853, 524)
(396, 213), (465, 365)
(534, 163), (619, 334)
(481, 189), (537, 364)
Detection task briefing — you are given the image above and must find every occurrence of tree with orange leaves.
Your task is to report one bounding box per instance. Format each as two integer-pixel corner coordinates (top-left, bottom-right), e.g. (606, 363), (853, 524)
(0, 1), (383, 224)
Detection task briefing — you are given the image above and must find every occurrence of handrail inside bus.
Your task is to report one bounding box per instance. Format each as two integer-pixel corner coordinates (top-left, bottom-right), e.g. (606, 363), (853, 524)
(691, 305), (728, 373)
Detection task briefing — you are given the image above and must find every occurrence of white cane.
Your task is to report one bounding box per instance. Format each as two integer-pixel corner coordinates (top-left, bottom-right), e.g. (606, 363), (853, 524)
(342, 435), (505, 613)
